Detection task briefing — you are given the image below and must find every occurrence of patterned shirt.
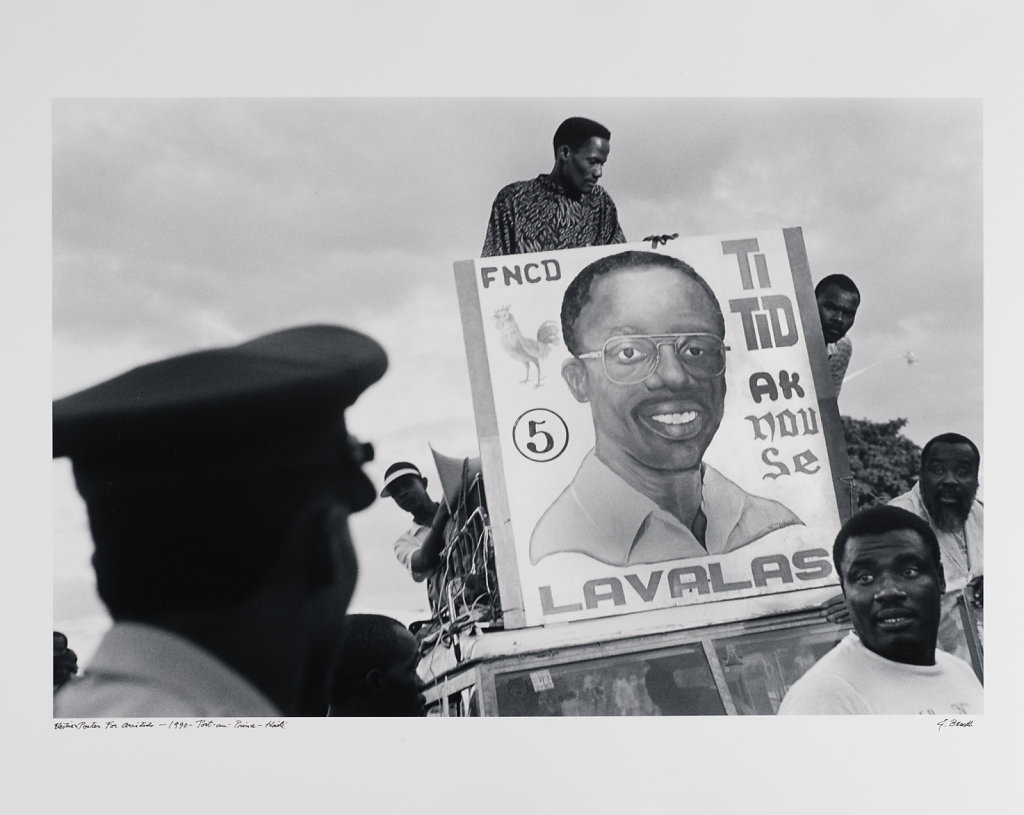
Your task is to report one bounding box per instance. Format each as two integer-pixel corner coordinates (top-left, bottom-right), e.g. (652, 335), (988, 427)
(481, 174), (626, 257)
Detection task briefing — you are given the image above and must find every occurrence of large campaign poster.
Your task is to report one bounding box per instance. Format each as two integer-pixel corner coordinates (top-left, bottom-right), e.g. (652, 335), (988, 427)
(455, 228), (851, 629)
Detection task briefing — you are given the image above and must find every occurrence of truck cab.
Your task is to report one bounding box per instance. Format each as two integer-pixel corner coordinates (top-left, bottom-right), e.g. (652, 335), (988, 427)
(419, 589), (981, 717)
(421, 233), (983, 715)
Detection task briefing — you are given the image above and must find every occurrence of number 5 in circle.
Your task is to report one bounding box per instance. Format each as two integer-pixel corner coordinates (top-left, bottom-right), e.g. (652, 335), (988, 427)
(513, 409), (569, 463)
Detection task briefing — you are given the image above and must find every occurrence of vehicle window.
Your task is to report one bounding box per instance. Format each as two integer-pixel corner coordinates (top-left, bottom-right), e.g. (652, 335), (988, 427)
(425, 699), (446, 717)
(712, 627), (846, 715)
(493, 644), (724, 716)
(446, 687), (480, 717)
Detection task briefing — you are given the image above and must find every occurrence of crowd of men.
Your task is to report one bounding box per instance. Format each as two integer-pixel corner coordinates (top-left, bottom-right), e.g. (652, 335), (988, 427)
(53, 115), (982, 718)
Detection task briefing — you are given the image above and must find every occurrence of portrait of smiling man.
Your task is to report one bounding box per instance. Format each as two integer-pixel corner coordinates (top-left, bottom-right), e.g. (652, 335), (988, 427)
(529, 250), (803, 566)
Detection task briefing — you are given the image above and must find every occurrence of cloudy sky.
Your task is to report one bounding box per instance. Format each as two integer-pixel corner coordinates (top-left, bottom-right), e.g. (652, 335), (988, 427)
(51, 96), (984, 659)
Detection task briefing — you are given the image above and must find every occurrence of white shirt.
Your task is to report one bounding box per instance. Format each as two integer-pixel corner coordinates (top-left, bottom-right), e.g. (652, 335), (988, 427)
(53, 622), (279, 718)
(778, 632), (982, 715)
(888, 482), (983, 593)
(888, 482), (983, 659)
(825, 335), (853, 396)
(393, 522), (444, 612)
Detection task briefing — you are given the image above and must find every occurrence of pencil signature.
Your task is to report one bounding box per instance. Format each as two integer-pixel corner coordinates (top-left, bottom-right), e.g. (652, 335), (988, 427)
(936, 718), (973, 731)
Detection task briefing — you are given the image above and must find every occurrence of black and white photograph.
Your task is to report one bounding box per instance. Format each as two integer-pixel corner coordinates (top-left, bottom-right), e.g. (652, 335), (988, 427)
(51, 96), (984, 714)
(4, 1), (1016, 812)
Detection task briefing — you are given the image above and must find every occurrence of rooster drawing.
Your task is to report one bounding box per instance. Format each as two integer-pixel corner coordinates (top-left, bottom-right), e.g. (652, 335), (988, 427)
(492, 306), (561, 387)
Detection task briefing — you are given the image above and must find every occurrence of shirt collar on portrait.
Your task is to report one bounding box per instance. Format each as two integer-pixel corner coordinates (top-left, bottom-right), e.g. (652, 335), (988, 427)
(567, 451), (745, 563)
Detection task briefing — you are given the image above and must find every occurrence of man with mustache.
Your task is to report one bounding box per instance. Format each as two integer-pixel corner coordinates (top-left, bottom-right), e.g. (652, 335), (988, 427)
(481, 116), (626, 258)
(530, 250), (802, 566)
(889, 433), (983, 658)
(780, 505), (982, 714)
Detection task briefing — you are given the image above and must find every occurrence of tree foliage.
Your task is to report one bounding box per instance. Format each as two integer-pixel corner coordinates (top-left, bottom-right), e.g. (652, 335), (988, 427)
(841, 416), (922, 510)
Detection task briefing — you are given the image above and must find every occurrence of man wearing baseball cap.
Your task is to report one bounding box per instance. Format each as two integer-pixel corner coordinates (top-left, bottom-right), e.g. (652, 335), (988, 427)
(52, 325), (386, 718)
(381, 461), (451, 616)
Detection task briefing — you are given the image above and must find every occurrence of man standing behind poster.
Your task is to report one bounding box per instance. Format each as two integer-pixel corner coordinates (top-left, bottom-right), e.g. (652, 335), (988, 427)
(530, 250), (802, 566)
(815, 274), (860, 396)
(481, 117), (626, 257)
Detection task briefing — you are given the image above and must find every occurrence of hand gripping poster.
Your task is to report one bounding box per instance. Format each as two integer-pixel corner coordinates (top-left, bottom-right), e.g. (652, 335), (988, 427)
(454, 228), (852, 629)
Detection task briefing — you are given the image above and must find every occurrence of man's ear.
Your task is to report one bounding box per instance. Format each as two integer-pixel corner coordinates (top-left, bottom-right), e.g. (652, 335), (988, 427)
(562, 358), (591, 403)
(364, 668), (384, 694)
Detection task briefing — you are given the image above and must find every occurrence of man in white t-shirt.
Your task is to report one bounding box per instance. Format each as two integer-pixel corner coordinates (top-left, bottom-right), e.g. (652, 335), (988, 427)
(780, 505), (982, 715)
